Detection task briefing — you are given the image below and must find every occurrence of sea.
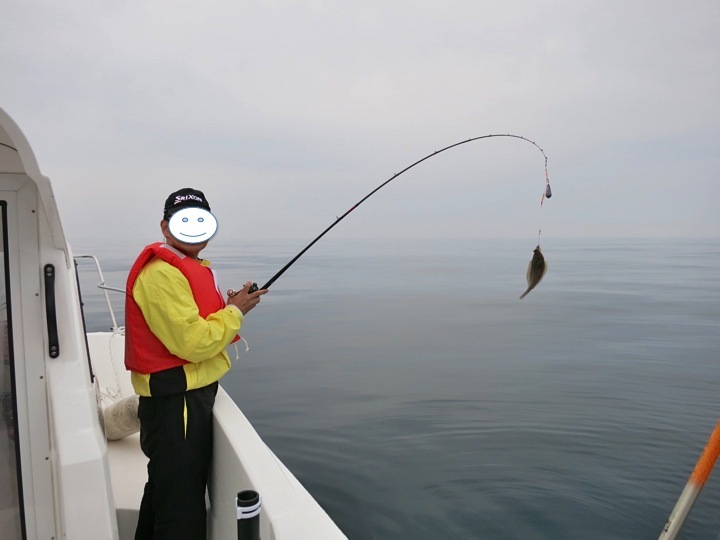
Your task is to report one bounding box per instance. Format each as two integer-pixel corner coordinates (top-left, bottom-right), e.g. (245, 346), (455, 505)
(75, 236), (720, 540)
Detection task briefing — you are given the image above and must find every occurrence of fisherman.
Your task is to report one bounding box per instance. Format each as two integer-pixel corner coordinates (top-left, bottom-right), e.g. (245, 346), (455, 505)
(125, 188), (267, 539)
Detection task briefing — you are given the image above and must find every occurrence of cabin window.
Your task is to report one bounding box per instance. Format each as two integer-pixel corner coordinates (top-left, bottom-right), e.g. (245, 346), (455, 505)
(0, 201), (23, 538)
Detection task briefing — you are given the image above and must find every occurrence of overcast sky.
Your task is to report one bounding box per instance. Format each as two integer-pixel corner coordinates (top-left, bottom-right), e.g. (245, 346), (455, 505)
(2, 0), (719, 247)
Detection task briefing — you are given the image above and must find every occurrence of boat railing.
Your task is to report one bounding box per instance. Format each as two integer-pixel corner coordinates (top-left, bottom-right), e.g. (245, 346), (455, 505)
(74, 254), (125, 332)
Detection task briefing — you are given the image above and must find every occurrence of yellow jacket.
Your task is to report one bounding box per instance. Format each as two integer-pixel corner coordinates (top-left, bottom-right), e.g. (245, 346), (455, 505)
(129, 257), (242, 396)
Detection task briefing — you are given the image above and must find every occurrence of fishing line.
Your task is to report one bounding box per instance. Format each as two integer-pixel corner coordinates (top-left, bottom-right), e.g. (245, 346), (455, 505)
(235, 133), (552, 294)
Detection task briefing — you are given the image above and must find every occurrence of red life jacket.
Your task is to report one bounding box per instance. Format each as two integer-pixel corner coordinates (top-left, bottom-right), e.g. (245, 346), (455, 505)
(124, 242), (238, 374)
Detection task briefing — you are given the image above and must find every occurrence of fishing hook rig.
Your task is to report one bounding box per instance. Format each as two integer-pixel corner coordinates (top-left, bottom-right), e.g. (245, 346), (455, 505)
(230, 133), (552, 296)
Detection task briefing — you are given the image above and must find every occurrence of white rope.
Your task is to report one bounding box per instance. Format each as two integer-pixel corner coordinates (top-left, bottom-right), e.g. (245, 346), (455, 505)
(233, 337), (250, 361)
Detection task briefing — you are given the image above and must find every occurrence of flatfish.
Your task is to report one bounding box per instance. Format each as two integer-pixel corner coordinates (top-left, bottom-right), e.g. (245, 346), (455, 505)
(519, 245), (548, 299)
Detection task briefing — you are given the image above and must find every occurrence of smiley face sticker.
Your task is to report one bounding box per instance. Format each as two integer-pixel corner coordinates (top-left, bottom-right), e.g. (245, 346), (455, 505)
(168, 207), (218, 244)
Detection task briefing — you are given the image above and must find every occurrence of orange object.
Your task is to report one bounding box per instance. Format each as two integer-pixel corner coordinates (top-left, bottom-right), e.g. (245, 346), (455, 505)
(690, 421), (720, 488)
(659, 420), (720, 540)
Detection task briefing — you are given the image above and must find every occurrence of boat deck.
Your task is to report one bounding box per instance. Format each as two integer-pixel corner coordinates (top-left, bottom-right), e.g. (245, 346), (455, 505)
(107, 434), (144, 539)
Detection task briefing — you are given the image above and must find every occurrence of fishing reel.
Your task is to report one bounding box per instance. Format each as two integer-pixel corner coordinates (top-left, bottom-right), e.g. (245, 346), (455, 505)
(227, 283), (259, 297)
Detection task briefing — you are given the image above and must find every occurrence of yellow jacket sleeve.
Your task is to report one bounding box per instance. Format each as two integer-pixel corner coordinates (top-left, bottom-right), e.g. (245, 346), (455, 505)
(132, 258), (242, 362)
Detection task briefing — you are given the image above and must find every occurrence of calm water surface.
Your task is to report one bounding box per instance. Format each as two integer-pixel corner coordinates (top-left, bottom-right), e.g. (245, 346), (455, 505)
(77, 237), (720, 539)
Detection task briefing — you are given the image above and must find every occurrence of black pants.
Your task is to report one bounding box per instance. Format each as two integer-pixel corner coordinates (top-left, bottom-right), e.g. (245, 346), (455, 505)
(135, 382), (218, 540)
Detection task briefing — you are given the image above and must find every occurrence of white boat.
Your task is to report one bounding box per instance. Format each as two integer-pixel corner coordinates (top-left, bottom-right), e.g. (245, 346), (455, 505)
(0, 106), (347, 539)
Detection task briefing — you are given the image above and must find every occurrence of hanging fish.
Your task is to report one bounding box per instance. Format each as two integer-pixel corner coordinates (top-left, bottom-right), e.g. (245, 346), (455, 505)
(519, 245), (548, 299)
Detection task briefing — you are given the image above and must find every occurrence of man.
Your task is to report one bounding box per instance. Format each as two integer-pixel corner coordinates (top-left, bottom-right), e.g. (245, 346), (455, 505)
(125, 188), (267, 539)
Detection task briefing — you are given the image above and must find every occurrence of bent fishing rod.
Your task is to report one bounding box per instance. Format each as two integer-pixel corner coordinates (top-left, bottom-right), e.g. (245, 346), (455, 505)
(233, 134), (552, 295)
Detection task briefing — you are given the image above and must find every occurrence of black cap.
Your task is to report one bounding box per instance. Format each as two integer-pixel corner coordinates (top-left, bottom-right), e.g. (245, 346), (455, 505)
(163, 188), (211, 220)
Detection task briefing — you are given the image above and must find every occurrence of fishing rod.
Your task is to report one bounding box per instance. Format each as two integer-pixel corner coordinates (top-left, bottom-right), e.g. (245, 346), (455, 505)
(236, 134), (552, 295)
